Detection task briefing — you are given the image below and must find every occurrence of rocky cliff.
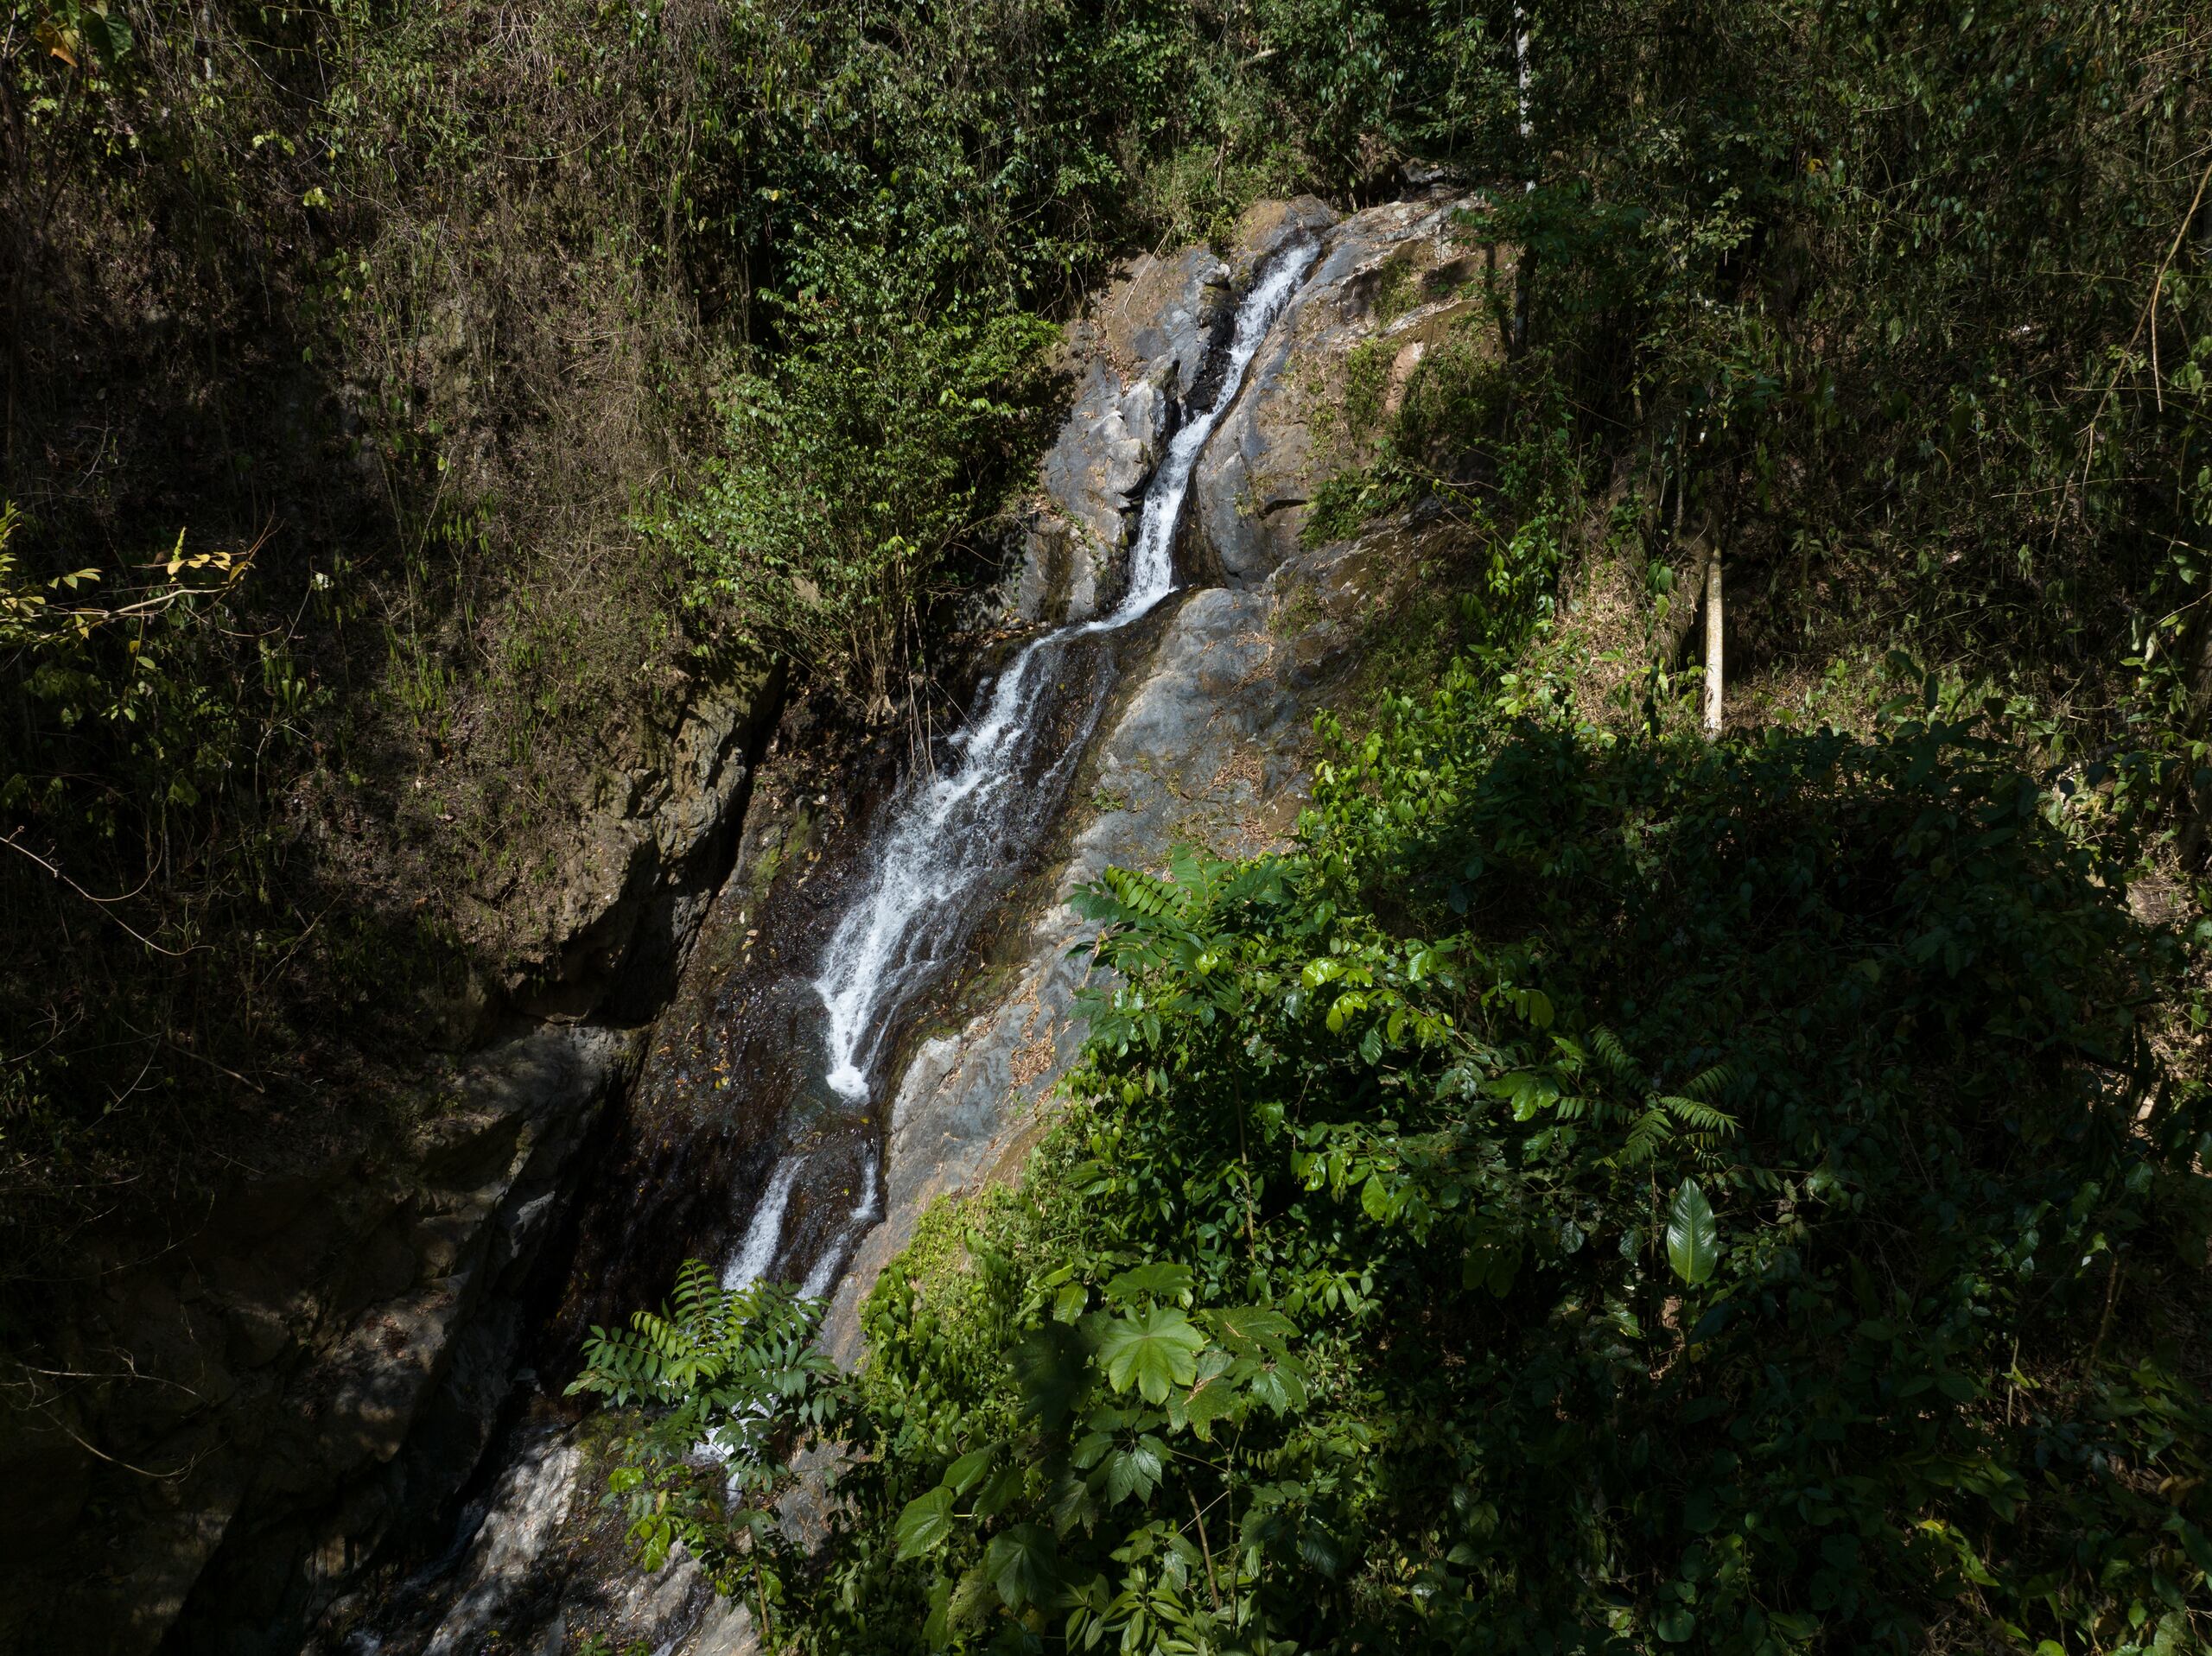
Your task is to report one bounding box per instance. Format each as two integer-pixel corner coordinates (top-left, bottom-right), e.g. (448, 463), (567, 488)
(823, 190), (1504, 1362)
(0, 663), (779, 1656)
(5, 187), (1511, 1656)
(543, 189), (1508, 1656)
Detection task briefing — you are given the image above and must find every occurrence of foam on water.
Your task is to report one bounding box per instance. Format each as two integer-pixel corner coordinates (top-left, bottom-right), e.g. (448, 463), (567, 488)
(720, 1156), (801, 1291)
(810, 241), (1319, 1106)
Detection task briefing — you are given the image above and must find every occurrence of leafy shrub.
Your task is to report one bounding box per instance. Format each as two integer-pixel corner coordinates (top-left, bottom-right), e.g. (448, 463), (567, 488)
(569, 1263), (851, 1646)
(592, 669), (2212, 1652)
(651, 296), (1056, 720)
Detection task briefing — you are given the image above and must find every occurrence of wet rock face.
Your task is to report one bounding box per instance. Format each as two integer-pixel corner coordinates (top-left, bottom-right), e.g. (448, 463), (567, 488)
(502, 662), (785, 1026)
(819, 516), (1438, 1367)
(184, 194), (1501, 1656)
(1192, 193), (1503, 587)
(0, 1025), (634, 1656)
(1014, 192), (1503, 625)
(0, 648), (780, 1656)
(1014, 248), (1233, 624)
(818, 189), (1510, 1369)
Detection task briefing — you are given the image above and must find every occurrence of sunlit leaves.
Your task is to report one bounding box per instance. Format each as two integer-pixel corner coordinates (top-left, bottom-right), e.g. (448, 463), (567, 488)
(569, 1263), (848, 1612)
(983, 1524), (1056, 1609)
(894, 1487), (956, 1560)
(1666, 1179), (1720, 1286)
(1093, 1305), (1205, 1404)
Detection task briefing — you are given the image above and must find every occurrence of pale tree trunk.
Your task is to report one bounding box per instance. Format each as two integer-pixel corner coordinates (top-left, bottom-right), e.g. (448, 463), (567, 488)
(1510, 7), (1535, 353)
(1515, 7), (1533, 153)
(1702, 548), (1724, 738)
(2176, 612), (2212, 869)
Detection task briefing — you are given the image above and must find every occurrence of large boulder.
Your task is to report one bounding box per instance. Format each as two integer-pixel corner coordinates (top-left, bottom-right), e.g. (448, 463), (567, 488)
(1013, 248), (1233, 624)
(1192, 193), (1507, 586)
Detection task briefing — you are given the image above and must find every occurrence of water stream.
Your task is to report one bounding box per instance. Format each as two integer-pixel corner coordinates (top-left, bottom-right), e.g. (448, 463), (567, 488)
(356, 237), (1319, 1656)
(725, 237), (1319, 1297)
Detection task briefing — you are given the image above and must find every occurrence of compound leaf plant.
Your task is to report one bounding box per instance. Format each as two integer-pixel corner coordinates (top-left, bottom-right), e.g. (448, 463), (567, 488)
(582, 662), (2212, 1653)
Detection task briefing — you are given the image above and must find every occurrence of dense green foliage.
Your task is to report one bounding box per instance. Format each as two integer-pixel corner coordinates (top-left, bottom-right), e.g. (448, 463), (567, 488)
(1339, 0), (2212, 777)
(569, 1264), (852, 1645)
(9, 0), (2212, 1640)
(10, 0), (2206, 1234)
(0, 0), (1497, 1240)
(556, 3), (2212, 1650)
(606, 661), (2212, 1652)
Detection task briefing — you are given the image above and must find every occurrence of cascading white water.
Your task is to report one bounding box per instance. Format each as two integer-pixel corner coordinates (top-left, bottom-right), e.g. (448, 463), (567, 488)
(374, 239), (1325, 1656)
(720, 1157), (802, 1291)
(807, 240), (1320, 1108)
(799, 1151), (880, 1299)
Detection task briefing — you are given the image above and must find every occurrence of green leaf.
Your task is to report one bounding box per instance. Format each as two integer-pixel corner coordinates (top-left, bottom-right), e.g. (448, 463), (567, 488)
(985, 1523), (1057, 1609)
(944, 1445), (994, 1495)
(1101, 1438), (1165, 1505)
(1104, 1261), (1194, 1304)
(1095, 1306), (1205, 1403)
(1667, 1179), (1720, 1286)
(894, 1486), (955, 1560)
(1184, 1368), (1245, 1437)
(1245, 1356), (1311, 1416)
(1361, 1171), (1395, 1221)
(1207, 1306), (1296, 1355)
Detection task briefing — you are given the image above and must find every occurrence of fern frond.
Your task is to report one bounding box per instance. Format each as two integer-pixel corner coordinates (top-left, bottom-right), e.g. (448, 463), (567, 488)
(1590, 1025), (1643, 1086)
(1615, 1107), (1673, 1165)
(1657, 1094), (1740, 1135)
(1679, 1063), (1737, 1103)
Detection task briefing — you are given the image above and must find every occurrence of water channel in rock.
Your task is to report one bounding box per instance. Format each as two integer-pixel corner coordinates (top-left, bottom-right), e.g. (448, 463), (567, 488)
(737, 238), (1319, 1295)
(346, 238), (1319, 1656)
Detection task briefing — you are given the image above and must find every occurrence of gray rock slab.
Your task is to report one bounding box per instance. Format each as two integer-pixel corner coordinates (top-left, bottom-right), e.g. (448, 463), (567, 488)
(1193, 195), (1503, 587)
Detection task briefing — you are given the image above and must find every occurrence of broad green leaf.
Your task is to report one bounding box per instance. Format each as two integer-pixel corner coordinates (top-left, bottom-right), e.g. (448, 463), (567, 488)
(1095, 1306), (1205, 1403)
(1101, 1438), (1164, 1505)
(1184, 1369), (1245, 1438)
(1654, 1606), (1696, 1642)
(1207, 1306), (1295, 1355)
(1361, 1171), (1395, 1220)
(972, 1462), (1025, 1520)
(1245, 1356), (1311, 1416)
(1463, 1240), (1521, 1298)
(1170, 1345), (1236, 1431)
(893, 1486), (955, 1559)
(944, 1445), (994, 1495)
(1667, 1179), (1720, 1286)
(1104, 1261), (1194, 1304)
(985, 1523), (1057, 1608)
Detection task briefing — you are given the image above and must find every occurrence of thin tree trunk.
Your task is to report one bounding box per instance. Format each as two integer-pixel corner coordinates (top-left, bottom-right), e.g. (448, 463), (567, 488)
(2174, 610), (2212, 868)
(1510, 7), (1535, 354)
(1701, 548), (1724, 738)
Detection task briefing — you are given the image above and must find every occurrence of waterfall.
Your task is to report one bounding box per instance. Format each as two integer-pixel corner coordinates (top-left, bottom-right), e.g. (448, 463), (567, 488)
(720, 1157), (802, 1291)
(351, 239), (1322, 1656)
(808, 241), (1319, 1107)
(715, 238), (1318, 1299)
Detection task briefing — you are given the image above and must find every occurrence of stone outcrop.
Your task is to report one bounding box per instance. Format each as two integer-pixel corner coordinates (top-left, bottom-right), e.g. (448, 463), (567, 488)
(1010, 191), (1503, 631)
(0, 1025), (637, 1656)
(505, 661), (785, 1025)
(1014, 248), (1232, 624)
(2, 657), (781, 1656)
(822, 514), (1451, 1367)
(1192, 193), (1501, 585)
(623, 194), (1504, 1656)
